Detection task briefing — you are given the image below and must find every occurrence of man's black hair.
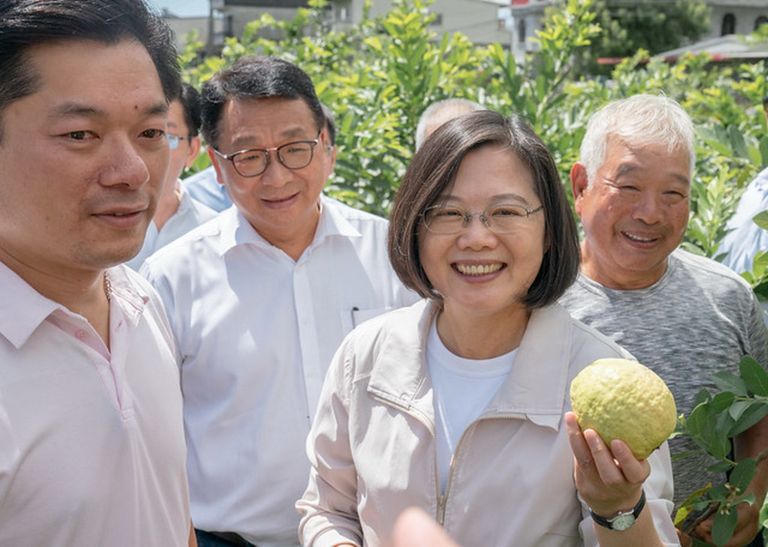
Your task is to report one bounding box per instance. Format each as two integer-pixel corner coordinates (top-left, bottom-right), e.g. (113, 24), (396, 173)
(200, 56), (324, 148)
(179, 83), (202, 137)
(0, 0), (181, 123)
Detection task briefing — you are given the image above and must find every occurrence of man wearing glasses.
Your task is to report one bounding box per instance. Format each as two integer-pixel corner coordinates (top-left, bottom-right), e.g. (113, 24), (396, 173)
(141, 56), (417, 547)
(126, 83), (216, 270)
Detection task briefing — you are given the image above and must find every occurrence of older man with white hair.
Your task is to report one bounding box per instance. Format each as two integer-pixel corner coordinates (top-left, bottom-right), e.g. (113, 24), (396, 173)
(560, 94), (768, 547)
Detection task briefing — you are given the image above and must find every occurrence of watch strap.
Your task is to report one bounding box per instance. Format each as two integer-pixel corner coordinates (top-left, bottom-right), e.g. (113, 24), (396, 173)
(589, 490), (646, 530)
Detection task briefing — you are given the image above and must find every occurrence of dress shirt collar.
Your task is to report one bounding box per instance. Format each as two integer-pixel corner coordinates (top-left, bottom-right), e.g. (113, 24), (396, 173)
(367, 300), (573, 431)
(216, 194), (362, 257)
(0, 261), (148, 349)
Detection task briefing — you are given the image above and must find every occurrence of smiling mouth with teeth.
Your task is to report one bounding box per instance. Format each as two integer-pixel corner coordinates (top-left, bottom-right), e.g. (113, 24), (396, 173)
(623, 232), (658, 243)
(455, 263), (504, 276)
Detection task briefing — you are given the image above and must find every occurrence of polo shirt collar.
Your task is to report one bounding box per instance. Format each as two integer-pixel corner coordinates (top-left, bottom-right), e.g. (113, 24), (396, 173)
(0, 261), (148, 349)
(0, 261), (60, 349)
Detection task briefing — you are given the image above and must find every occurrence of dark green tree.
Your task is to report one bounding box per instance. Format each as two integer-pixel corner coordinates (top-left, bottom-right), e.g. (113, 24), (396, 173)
(585, 0), (710, 64)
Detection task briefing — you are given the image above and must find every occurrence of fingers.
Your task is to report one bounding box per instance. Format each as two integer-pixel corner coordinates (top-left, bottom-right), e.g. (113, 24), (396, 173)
(391, 508), (459, 547)
(566, 412), (650, 485)
(565, 412), (593, 468)
(566, 411), (648, 514)
(693, 503), (760, 547)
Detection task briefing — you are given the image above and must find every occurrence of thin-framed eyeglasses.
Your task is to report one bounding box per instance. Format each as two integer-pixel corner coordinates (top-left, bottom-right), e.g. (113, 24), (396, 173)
(213, 131), (321, 177)
(422, 203), (544, 235)
(167, 133), (192, 150)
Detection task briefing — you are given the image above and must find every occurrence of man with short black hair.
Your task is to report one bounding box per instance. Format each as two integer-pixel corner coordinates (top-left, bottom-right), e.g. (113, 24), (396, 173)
(142, 56), (416, 547)
(0, 0), (193, 545)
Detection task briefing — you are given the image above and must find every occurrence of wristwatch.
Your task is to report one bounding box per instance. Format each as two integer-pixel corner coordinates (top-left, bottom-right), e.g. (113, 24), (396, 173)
(589, 490), (646, 531)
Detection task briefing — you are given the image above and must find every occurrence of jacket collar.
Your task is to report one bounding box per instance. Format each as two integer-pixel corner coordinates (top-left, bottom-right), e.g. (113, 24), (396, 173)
(367, 300), (573, 431)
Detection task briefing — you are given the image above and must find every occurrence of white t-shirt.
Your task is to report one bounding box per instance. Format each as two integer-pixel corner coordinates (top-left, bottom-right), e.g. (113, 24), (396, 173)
(426, 320), (515, 491)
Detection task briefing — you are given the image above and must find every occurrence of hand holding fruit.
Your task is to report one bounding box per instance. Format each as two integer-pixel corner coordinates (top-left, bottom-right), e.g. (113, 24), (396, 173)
(567, 358), (677, 515)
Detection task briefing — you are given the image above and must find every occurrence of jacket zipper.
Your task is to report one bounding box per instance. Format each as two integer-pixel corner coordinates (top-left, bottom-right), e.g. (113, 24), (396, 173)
(438, 414), (525, 525)
(369, 393), (445, 523)
(370, 394), (528, 528)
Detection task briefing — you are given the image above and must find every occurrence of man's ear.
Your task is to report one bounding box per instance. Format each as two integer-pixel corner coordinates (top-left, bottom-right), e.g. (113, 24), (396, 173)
(207, 147), (226, 186)
(325, 144), (337, 179)
(186, 136), (202, 169)
(570, 162), (589, 216)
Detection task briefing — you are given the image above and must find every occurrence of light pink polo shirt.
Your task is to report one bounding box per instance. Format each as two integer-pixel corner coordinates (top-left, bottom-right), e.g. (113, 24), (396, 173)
(0, 261), (190, 546)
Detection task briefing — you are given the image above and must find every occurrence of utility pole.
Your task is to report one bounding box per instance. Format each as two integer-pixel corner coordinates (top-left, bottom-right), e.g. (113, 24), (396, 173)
(206, 0), (216, 55)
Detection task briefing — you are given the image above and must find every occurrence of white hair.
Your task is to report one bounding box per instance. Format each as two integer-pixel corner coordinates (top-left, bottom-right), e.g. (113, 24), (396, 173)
(580, 94), (696, 184)
(415, 98), (484, 150)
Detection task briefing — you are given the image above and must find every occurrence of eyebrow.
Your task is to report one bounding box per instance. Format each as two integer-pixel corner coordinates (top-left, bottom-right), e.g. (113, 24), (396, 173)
(49, 101), (168, 119)
(230, 127), (315, 149)
(614, 162), (690, 185)
(440, 192), (535, 206)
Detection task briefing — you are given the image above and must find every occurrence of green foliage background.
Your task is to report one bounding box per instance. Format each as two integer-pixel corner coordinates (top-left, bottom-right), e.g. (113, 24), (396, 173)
(179, 1), (768, 543)
(181, 0), (767, 293)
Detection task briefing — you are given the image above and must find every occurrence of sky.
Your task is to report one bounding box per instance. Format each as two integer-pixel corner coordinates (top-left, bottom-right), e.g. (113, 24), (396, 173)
(149, 0), (209, 18)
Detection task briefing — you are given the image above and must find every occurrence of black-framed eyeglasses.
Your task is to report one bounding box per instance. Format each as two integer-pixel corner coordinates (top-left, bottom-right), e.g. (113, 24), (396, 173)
(213, 132), (321, 177)
(422, 203), (544, 235)
(167, 133), (192, 150)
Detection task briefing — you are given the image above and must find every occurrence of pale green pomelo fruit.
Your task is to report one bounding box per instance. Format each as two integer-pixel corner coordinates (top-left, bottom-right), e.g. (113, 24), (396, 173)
(570, 358), (677, 460)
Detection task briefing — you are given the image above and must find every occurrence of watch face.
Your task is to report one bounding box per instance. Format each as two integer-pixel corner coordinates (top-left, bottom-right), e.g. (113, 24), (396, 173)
(610, 514), (636, 531)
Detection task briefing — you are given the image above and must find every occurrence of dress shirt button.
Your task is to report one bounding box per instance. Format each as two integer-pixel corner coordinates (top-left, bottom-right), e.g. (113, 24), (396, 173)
(75, 329), (87, 340)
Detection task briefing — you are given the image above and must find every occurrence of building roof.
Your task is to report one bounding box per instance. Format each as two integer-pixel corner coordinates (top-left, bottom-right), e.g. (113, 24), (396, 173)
(657, 34), (768, 61)
(223, 0), (309, 7)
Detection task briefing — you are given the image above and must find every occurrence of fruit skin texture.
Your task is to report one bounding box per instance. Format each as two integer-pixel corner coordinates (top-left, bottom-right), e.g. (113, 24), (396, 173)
(570, 358), (677, 460)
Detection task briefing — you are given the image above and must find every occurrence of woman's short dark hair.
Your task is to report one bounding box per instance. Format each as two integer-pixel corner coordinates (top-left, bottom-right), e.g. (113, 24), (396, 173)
(388, 110), (580, 309)
(200, 56), (324, 148)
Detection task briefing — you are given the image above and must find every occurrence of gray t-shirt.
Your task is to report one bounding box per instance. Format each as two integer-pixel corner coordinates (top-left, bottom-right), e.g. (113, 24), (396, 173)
(561, 248), (768, 506)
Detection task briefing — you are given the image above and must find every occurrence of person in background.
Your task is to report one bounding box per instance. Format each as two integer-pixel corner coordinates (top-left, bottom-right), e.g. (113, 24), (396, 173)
(0, 0), (194, 545)
(560, 94), (768, 546)
(297, 111), (678, 547)
(127, 83), (216, 270)
(718, 94), (768, 321)
(141, 56), (417, 547)
(414, 98), (483, 150)
(183, 164), (231, 212)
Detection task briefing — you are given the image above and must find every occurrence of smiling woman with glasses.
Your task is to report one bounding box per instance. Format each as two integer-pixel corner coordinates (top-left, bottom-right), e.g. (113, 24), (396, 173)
(297, 110), (679, 547)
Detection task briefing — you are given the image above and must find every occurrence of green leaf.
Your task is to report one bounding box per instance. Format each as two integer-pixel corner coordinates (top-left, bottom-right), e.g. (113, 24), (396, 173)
(728, 458), (756, 493)
(710, 391), (736, 412)
(713, 372), (747, 396)
(729, 400), (753, 422)
(730, 403), (768, 437)
(754, 211), (768, 232)
(740, 356), (768, 396)
(712, 506), (738, 546)
(708, 461), (734, 474)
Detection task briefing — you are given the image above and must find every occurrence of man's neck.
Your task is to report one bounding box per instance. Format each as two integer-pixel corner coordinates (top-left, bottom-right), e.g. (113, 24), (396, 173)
(153, 180), (182, 232)
(0, 247), (111, 347)
(580, 243), (669, 290)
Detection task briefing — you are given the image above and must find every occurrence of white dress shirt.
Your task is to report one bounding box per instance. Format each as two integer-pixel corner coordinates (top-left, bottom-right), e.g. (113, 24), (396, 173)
(0, 262), (190, 547)
(127, 185), (217, 271)
(141, 195), (418, 545)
